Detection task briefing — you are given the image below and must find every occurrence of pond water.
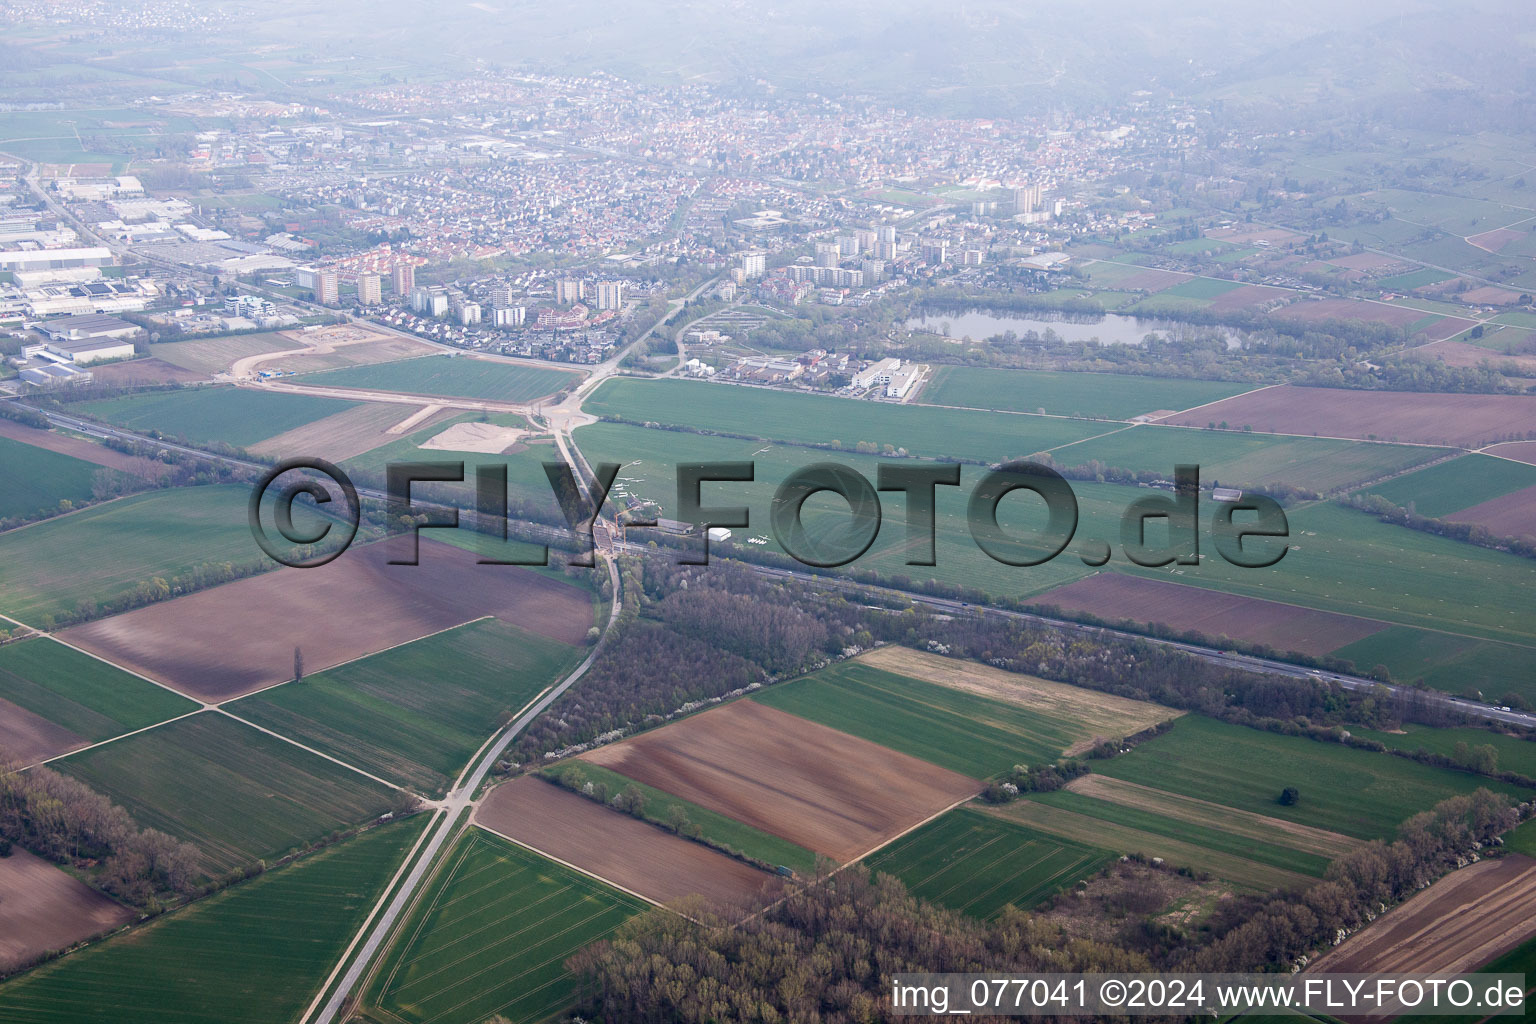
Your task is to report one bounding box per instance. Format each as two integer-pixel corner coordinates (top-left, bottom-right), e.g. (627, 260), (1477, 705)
(906, 311), (1242, 349)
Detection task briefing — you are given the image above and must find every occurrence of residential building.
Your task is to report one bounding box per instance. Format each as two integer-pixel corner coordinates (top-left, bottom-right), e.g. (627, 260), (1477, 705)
(315, 269), (340, 306)
(555, 278), (584, 304)
(736, 251), (766, 279)
(594, 280), (625, 311)
(356, 273), (382, 305)
(391, 262), (415, 296)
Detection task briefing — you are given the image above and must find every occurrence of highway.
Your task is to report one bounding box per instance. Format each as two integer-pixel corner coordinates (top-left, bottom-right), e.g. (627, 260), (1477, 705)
(18, 400), (1536, 734)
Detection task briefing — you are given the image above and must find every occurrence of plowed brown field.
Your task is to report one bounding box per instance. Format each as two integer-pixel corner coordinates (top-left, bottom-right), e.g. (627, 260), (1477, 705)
(475, 777), (782, 909)
(60, 538), (588, 701)
(1032, 573), (1386, 656)
(0, 847), (134, 969)
(1160, 385), (1536, 447)
(583, 700), (981, 863)
(1309, 854), (1536, 975)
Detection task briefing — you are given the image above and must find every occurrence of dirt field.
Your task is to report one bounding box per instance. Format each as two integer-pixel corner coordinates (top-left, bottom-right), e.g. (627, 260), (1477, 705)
(1206, 284), (1289, 313)
(420, 421), (530, 454)
(1328, 253), (1410, 272)
(263, 326), (436, 374)
(150, 334), (297, 376)
(475, 777), (784, 909)
(0, 417), (169, 479)
(1207, 225), (1305, 246)
(1446, 484), (1536, 540)
(1468, 227), (1526, 254)
(582, 700), (982, 864)
(855, 646), (1177, 749)
(89, 358), (207, 386)
(0, 694), (86, 764)
(1485, 442), (1536, 466)
(1274, 298), (1434, 329)
(1415, 339), (1536, 371)
(1461, 285), (1525, 305)
(1309, 854), (1536, 975)
(59, 537), (589, 702)
(1032, 573), (1386, 657)
(246, 403), (456, 462)
(1065, 775), (1361, 860)
(0, 846), (134, 969)
(1159, 384), (1536, 447)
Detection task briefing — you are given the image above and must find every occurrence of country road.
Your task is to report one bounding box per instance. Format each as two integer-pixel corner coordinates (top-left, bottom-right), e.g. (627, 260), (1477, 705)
(301, 551), (622, 1024)
(16, 399), (1536, 736)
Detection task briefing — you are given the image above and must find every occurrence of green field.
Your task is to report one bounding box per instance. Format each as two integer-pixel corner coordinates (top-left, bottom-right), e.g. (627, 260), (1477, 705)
(585, 376), (1110, 464)
(0, 637), (195, 745)
(292, 355), (579, 402)
(543, 761), (818, 875)
(751, 661), (1088, 778)
(0, 817), (425, 1024)
(578, 420), (1536, 659)
(366, 828), (647, 1024)
(75, 387), (359, 448)
(1059, 423), (1447, 494)
(1332, 628), (1536, 702)
(0, 435), (105, 519)
(229, 619), (579, 796)
(577, 421), (1100, 599)
(56, 712), (397, 875)
(1158, 277), (1245, 299)
(1118, 500), (1536, 650)
(0, 486), (270, 624)
(1351, 725), (1536, 780)
(1355, 454), (1536, 517)
(1096, 715), (1523, 841)
(864, 806), (1112, 918)
(1027, 790), (1332, 877)
(1376, 268), (1456, 291)
(918, 366), (1250, 420)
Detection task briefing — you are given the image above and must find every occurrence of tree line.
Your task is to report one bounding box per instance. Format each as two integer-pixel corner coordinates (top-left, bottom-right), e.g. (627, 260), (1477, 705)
(0, 750), (200, 909)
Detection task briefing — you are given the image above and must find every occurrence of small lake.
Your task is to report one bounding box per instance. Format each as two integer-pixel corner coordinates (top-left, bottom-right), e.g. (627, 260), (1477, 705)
(906, 311), (1242, 349)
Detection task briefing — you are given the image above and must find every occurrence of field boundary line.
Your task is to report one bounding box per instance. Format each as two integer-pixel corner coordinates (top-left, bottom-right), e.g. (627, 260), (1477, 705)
(841, 792), (982, 868)
(32, 707), (206, 769)
(1148, 381), (1284, 422)
(214, 708), (409, 791)
(1035, 422), (1134, 457)
(299, 806), (451, 1024)
(36, 630), (210, 704)
(468, 819), (665, 910)
(220, 615), (498, 707)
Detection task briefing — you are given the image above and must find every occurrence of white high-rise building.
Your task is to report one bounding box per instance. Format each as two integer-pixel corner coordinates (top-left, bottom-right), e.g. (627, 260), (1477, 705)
(594, 280), (625, 310)
(736, 251), (767, 279)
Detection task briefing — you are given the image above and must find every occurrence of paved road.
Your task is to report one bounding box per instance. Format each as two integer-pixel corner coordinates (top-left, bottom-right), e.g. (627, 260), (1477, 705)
(22, 399), (1535, 733)
(732, 562), (1536, 731)
(303, 552), (621, 1024)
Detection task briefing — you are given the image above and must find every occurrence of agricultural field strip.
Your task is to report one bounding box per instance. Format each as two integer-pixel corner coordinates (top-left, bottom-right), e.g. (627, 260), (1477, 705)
(298, 810), (445, 1024)
(983, 799), (1315, 893)
(216, 614), (499, 706)
(39, 624), (442, 790)
(1063, 776), (1362, 860)
(856, 646), (1178, 743)
(215, 708), (409, 791)
(470, 820), (663, 909)
(863, 809), (1113, 916)
(298, 675), (565, 1024)
(368, 830), (645, 1024)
